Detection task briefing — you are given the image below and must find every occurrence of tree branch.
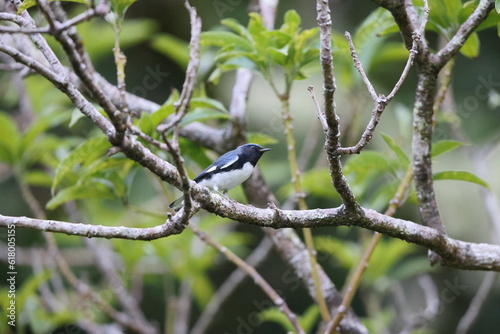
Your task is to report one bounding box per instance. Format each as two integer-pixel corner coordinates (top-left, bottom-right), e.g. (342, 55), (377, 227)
(157, 0), (201, 133)
(316, 0), (359, 212)
(0, 43), (115, 137)
(0, 3), (107, 34)
(432, 0), (495, 69)
(3, 197), (500, 271)
(336, 0), (428, 155)
(33, 0), (124, 136)
(189, 224), (305, 334)
(190, 237), (274, 334)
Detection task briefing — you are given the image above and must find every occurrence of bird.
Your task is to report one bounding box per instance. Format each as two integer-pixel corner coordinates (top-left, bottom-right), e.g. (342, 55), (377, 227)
(169, 143), (271, 210)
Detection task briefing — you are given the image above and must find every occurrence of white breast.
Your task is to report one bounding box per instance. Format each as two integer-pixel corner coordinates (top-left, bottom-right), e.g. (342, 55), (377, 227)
(198, 162), (254, 192)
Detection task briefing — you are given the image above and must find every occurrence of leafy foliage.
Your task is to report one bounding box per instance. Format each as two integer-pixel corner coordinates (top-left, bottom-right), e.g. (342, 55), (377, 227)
(202, 10), (319, 90)
(373, 0), (500, 59)
(260, 304), (319, 333)
(48, 136), (138, 209)
(17, 0), (88, 14)
(433, 170), (489, 189)
(1, 2), (499, 333)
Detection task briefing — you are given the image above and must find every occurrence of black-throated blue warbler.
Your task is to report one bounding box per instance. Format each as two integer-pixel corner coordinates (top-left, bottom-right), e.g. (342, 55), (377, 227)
(169, 143), (271, 210)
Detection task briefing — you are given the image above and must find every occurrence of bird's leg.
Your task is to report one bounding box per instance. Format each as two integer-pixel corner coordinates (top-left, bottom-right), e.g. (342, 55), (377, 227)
(212, 186), (229, 198)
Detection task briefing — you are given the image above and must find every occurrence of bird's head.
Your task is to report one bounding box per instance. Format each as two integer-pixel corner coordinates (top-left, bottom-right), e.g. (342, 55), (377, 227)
(238, 143), (271, 165)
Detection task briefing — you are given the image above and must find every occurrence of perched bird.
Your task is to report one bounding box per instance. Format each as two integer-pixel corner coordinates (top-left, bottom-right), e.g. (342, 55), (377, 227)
(169, 143), (271, 209)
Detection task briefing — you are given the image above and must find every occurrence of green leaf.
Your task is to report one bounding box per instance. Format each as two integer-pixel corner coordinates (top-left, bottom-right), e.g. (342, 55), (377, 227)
(46, 183), (115, 210)
(381, 133), (411, 168)
(369, 178), (402, 212)
(266, 31), (293, 48)
(368, 238), (417, 281)
(190, 97), (229, 113)
(279, 168), (340, 200)
(25, 171), (53, 187)
(354, 7), (397, 55)
(496, 0), (500, 14)
(371, 43), (412, 67)
(20, 111), (69, 153)
(17, 0), (88, 14)
(433, 171), (489, 189)
(69, 109), (86, 128)
(283, 10), (301, 32)
(247, 132), (278, 146)
(426, 0), (462, 38)
(266, 47), (287, 66)
(214, 50), (258, 64)
(475, 7), (500, 32)
(301, 48), (320, 66)
(109, 0), (138, 16)
(344, 151), (398, 178)
(260, 308), (289, 332)
(137, 101), (174, 135)
(431, 140), (465, 157)
(79, 158), (131, 182)
(298, 305), (320, 333)
(314, 236), (361, 269)
(389, 257), (433, 281)
(0, 112), (21, 164)
(201, 31), (252, 51)
(460, 31), (480, 58)
(207, 66), (223, 84)
(221, 18), (252, 40)
(178, 109), (229, 128)
(248, 12), (268, 47)
(51, 136), (111, 194)
(150, 34), (189, 69)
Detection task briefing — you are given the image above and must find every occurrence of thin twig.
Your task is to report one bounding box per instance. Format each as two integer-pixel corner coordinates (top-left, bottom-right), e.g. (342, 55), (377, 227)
(279, 94), (331, 322)
(0, 12), (63, 75)
(191, 237), (274, 334)
(189, 224), (305, 334)
(17, 175), (152, 333)
(432, 59), (454, 125)
(336, 0), (428, 155)
(386, 0), (428, 101)
(128, 123), (172, 153)
(0, 43), (115, 136)
(307, 85), (328, 132)
(343, 32), (377, 101)
(35, 0), (124, 133)
(433, 0), (495, 69)
(0, 3), (107, 34)
(84, 238), (156, 334)
(157, 0), (201, 133)
(325, 166), (414, 333)
(163, 132), (193, 226)
(316, 0), (359, 212)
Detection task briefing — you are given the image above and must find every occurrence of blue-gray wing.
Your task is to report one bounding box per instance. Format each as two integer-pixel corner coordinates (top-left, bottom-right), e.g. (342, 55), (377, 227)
(194, 151), (243, 183)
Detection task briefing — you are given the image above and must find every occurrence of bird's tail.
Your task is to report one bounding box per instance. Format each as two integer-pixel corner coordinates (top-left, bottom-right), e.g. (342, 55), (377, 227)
(168, 196), (184, 211)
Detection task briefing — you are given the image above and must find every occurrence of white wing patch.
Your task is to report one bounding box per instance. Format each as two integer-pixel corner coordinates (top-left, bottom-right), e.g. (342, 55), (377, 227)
(204, 165), (218, 174)
(220, 156), (239, 169)
(199, 162), (253, 192)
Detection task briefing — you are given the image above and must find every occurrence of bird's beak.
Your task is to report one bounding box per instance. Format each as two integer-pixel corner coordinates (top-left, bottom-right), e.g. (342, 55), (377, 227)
(260, 148), (271, 152)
